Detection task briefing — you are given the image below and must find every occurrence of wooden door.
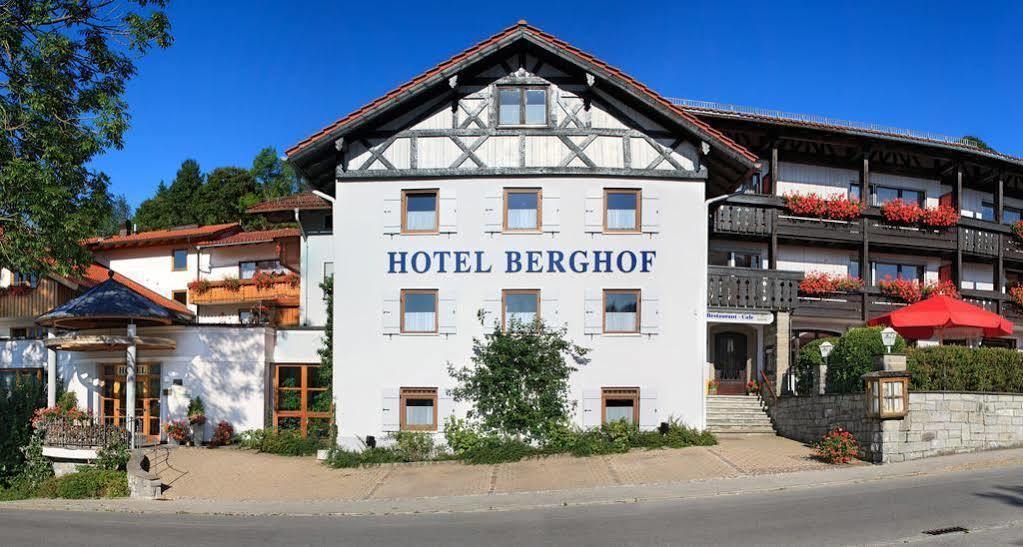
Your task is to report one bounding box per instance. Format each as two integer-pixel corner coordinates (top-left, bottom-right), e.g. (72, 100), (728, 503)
(100, 364), (162, 443)
(714, 332), (748, 395)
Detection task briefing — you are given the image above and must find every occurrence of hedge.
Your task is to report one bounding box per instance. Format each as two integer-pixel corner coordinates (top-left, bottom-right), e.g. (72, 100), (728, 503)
(825, 327), (906, 394)
(907, 346), (1023, 393)
(794, 337), (838, 395)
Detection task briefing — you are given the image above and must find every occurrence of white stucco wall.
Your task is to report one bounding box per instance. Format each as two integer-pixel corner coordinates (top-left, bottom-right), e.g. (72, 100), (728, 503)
(332, 176), (708, 449)
(95, 246), (197, 304)
(274, 328), (326, 363)
(301, 231), (334, 327)
(777, 245), (859, 276)
(199, 243), (281, 280)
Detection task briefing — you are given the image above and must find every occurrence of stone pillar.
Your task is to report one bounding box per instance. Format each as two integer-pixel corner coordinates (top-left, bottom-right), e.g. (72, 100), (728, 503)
(125, 323), (137, 448)
(774, 311), (791, 396)
(815, 364), (828, 395)
(46, 330), (57, 408)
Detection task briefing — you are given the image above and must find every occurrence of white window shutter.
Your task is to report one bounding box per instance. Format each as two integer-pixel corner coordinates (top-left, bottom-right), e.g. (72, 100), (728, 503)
(382, 295), (400, 334)
(542, 191), (560, 232)
(438, 389), (456, 427)
(440, 189), (457, 233)
(582, 389), (601, 427)
(639, 388), (658, 428)
(541, 292), (560, 327)
(584, 288), (602, 335)
(640, 290), (660, 335)
(439, 291), (457, 334)
(642, 191), (660, 233)
(484, 191), (502, 233)
(383, 196), (401, 235)
(482, 297), (501, 330)
(584, 190), (603, 233)
(382, 388), (399, 431)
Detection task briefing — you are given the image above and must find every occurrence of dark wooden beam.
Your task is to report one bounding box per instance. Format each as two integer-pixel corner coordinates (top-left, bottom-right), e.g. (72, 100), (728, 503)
(770, 143), (779, 197)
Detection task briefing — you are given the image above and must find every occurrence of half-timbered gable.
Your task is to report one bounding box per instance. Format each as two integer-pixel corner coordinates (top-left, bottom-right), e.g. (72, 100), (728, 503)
(287, 22), (758, 194)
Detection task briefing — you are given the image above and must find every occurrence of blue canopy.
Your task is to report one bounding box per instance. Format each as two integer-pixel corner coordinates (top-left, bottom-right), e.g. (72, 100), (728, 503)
(37, 276), (191, 329)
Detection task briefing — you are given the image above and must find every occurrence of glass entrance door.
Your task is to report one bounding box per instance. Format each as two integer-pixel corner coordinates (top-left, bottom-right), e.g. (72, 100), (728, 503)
(100, 364), (162, 442)
(713, 332), (748, 395)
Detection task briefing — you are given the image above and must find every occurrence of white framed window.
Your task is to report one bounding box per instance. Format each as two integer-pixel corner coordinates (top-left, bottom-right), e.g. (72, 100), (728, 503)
(401, 289), (438, 333)
(323, 261), (334, 280)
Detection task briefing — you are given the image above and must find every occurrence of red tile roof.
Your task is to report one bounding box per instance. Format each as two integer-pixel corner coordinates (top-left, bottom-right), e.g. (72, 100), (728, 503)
(86, 223), (241, 250)
(285, 22), (757, 167)
(246, 192), (331, 213)
(79, 263), (194, 317)
(196, 228), (300, 248)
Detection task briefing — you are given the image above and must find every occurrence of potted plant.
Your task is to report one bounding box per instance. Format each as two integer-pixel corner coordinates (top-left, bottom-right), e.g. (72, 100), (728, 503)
(187, 396), (207, 446)
(165, 420), (190, 446)
(745, 380), (760, 395)
(707, 379), (719, 395)
(222, 276), (241, 292)
(187, 279), (212, 295)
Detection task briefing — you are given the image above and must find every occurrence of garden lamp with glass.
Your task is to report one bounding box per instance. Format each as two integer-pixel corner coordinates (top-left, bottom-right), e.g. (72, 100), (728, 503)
(881, 327), (897, 353)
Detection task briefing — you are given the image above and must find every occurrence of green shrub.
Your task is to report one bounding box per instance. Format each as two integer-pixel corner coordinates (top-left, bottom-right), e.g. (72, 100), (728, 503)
(56, 391), (77, 412)
(0, 378), (45, 485)
(325, 447), (406, 468)
(908, 346), (1023, 392)
(795, 337), (839, 395)
(826, 327), (906, 393)
(94, 436), (129, 471)
(36, 470), (128, 499)
(459, 435), (539, 465)
(389, 431), (434, 462)
(236, 429), (323, 456)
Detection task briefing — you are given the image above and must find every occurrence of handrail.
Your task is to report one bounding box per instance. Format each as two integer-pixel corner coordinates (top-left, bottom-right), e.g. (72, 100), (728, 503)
(759, 370), (777, 406)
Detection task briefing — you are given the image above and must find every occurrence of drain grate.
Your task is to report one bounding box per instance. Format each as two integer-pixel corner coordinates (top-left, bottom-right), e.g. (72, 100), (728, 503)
(922, 526), (969, 536)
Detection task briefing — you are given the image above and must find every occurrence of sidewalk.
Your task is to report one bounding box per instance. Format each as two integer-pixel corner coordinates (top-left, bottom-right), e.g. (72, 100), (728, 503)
(3, 441), (1022, 517)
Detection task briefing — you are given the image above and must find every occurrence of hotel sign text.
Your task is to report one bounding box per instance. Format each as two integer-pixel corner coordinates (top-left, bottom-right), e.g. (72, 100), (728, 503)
(388, 250), (656, 274)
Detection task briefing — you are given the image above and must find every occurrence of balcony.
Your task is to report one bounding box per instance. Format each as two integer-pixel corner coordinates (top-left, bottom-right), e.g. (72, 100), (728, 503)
(189, 276), (300, 306)
(959, 227), (1000, 257)
(795, 294), (863, 321)
(711, 204), (772, 237)
(863, 216), (957, 253)
(707, 266), (802, 311)
(776, 214), (865, 244)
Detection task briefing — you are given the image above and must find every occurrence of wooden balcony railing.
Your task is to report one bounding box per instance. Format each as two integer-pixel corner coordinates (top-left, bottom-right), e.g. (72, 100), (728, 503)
(959, 227), (999, 257)
(795, 294), (863, 321)
(776, 215), (865, 243)
(1004, 235), (1023, 263)
(707, 266), (802, 311)
(864, 218), (957, 252)
(189, 278), (300, 305)
(712, 204), (773, 237)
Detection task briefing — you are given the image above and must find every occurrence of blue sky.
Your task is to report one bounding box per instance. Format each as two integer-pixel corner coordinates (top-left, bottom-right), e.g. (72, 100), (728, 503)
(93, 1), (1023, 209)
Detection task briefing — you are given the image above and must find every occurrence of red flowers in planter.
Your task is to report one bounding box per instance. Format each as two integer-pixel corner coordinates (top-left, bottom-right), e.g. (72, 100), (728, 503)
(784, 193), (863, 221)
(1013, 220), (1023, 239)
(252, 271), (276, 290)
(1009, 285), (1023, 307)
(878, 277), (960, 303)
(799, 272), (865, 296)
(881, 200), (958, 228)
(813, 427), (859, 464)
(187, 279), (212, 295)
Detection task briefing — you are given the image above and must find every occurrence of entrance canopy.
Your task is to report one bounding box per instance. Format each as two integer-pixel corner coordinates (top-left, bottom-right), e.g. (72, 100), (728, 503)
(36, 272), (192, 330)
(868, 295), (1014, 340)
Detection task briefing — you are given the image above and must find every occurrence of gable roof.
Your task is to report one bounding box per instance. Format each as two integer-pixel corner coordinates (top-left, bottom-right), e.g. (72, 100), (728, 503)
(79, 263), (194, 317)
(85, 223), (241, 250)
(286, 22), (758, 187)
(246, 192), (331, 214)
(196, 228), (301, 248)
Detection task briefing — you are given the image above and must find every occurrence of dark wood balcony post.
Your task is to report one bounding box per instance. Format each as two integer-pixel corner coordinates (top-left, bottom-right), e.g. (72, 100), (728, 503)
(770, 142), (779, 197)
(953, 164), (964, 288)
(861, 234), (871, 322)
(769, 210), (778, 269)
(859, 147), (870, 202)
(996, 173), (1004, 224)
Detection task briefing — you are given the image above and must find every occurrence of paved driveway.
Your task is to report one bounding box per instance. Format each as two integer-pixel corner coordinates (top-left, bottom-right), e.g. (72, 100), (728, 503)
(158, 435), (838, 502)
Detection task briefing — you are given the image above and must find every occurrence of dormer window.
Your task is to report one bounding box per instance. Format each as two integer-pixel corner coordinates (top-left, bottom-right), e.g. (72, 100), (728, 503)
(497, 86), (547, 126)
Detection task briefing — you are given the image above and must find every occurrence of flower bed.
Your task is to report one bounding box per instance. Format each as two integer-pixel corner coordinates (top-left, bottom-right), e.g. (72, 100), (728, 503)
(799, 272), (864, 296)
(784, 193), (863, 221)
(813, 427), (859, 464)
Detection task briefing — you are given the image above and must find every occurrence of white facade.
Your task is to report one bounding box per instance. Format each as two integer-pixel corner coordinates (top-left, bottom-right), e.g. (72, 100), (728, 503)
(94, 246), (198, 306)
(332, 176), (708, 448)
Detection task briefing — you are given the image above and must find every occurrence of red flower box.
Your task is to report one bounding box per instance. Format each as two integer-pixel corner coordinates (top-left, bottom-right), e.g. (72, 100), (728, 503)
(880, 199), (924, 224)
(784, 193), (863, 221)
(921, 205), (958, 227)
(878, 277), (960, 303)
(799, 272), (864, 296)
(1009, 285), (1023, 307)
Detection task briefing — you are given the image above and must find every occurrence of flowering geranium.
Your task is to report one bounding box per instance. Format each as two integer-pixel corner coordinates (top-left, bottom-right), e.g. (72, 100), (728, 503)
(1009, 285), (1023, 307)
(814, 427), (859, 464)
(799, 272), (865, 296)
(878, 277), (923, 303)
(165, 420), (191, 443)
(1013, 221), (1023, 240)
(188, 413), (207, 426)
(922, 279), (960, 299)
(880, 199), (924, 224)
(187, 279), (212, 295)
(31, 406), (92, 429)
(921, 204), (959, 227)
(745, 380), (760, 395)
(785, 193), (863, 221)
(252, 271), (276, 290)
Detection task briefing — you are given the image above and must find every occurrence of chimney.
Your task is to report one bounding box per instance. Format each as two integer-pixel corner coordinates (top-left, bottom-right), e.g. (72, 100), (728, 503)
(119, 220), (130, 237)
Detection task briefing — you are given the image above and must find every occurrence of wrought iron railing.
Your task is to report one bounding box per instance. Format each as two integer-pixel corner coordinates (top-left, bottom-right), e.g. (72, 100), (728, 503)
(38, 417), (129, 449)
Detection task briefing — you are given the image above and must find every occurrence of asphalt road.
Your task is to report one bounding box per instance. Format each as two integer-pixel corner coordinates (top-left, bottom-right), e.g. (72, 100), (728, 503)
(1, 464), (1022, 546)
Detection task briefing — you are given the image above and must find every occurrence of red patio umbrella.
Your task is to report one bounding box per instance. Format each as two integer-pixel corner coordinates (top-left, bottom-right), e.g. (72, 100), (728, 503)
(868, 295), (1014, 341)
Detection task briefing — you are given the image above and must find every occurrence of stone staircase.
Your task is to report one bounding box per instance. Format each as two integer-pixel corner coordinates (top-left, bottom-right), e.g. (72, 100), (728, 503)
(706, 395), (776, 434)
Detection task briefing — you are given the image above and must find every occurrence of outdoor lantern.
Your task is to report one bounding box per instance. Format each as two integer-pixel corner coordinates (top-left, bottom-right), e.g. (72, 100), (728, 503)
(863, 371), (910, 419)
(881, 327), (898, 353)
(818, 341), (834, 360)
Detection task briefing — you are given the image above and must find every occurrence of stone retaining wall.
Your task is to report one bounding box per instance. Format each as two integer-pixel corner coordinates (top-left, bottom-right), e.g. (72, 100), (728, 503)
(768, 392), (1023, 464)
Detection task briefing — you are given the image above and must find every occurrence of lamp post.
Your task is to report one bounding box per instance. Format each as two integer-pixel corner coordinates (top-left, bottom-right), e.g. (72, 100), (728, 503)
(817, 341), (834, 395)
(881, 327), (897, 353)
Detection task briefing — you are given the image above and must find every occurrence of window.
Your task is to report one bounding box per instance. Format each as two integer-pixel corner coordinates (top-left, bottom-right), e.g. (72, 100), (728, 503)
(1003, 207), (1022, 225)
(0, 368), (43, 390)
(849, 260), (861, 280)
(239, 308), (270, 326)
(172, 290), (188, 306)
(172, 249), (188, 271)
(497, 86), (547, 126)
(401, 289), (438, 333)
(402, 190), (438, 234)
(603, 289), (640, 333)
(9, 327), (45, 339)
(602, 387), (639, 425)
(504, 189), (541, 231)
(709, 249), (761, 269)
(605, 189), (641, 232)
(980, 202), (996, 222)
(873, 186), (922, 207)
(400, 387), (438, 431)
(323, 262), (334, 280)
(873, 262), (922, 284)
(849, 183), (862, 201)
(274, 364), (332, 439)
(239, 259), (286, 280)
(502, 289), (539, 330)
(11, 272), (38, 287)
